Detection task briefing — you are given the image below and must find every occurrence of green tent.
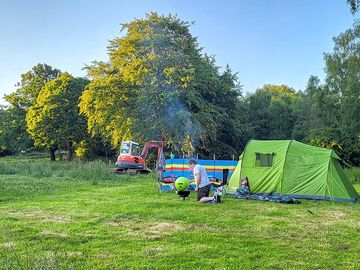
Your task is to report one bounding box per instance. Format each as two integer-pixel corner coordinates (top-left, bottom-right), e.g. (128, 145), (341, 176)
(228, 140), (359, 203)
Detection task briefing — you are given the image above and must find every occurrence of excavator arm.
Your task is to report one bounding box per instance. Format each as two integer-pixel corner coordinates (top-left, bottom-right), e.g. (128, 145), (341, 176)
(140, 141), (165, 159)
(140, 141), (166, 179)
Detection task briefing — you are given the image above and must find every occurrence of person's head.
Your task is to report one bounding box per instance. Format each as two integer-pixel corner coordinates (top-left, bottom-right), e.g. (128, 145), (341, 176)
(240, 178), (248, 186)
(187, 158), (197, 169)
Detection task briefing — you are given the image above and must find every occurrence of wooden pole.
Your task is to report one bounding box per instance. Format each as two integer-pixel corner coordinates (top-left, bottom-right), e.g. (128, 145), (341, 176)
(213, 154), (216, 181)
(182, 152), (185, 176)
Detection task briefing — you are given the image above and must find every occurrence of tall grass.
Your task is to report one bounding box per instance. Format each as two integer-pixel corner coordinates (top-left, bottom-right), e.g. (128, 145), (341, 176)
(0, 159), (121, 183)
(2, 158), (359, 184)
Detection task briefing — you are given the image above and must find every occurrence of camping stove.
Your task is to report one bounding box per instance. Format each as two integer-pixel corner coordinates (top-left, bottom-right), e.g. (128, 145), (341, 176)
(177, 190), (190, 201)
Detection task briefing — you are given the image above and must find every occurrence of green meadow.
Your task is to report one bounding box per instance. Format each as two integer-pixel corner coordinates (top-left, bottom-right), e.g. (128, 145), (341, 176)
(0, 158), (359, 269)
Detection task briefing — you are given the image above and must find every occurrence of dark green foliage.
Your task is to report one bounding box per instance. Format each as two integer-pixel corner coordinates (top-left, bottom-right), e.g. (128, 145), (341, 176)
(247, 89), (272, 139)
(312, 23), (360, 165)
(347, 0), (360, 14)
(246, 85), (299, 141)
(186, 57), (246, 158)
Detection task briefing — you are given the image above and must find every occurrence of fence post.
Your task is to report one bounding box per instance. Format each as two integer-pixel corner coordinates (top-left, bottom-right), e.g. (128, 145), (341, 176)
(182, 152), (185, 176)
(213, 154), (216, 181)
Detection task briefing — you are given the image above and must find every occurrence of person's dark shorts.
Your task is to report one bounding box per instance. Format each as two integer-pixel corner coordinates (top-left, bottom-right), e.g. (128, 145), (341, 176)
(197, 184), (211, 201)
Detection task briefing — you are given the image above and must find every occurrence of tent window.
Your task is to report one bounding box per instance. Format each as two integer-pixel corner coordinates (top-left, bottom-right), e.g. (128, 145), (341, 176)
(255, 153), (275, 167)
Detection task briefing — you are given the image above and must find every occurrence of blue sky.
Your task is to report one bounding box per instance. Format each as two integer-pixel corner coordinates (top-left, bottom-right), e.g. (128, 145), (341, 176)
(0, 0), (358, 104)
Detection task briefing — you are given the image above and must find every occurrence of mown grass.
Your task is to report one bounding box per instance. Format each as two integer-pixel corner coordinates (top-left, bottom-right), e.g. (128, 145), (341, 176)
(0, 159), (359, 269)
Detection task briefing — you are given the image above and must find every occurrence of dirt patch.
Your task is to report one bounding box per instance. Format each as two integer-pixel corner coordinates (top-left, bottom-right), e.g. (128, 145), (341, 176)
(143, 222), (185, 240)
(39, 231), (68, 238)
(75, 232), (96, 238)
(96, 252), (108, 258)
(5, 209), (73, 224)
(188, 224), (219, 232)
(318, 210), (348, 226)
(106, 221), (121, 227)
(147, 222), (184, 234)
(44, 216), (72, 223)
(105, 217), (185, 239)
(7, 208), (44, 218)
(145, 246), (164, 258)
(64, 251), (84, 257)
(0, 242), (15, 248)
(323, 210), (346, 219)
(335, 244), (349, 250)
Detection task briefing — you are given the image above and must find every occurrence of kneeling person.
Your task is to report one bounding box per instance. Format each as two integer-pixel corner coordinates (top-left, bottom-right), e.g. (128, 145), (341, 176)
(188, 158), (211, 201)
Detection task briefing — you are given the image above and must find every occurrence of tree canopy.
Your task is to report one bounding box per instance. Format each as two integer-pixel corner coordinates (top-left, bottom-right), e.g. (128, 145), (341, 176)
(1, 64), (62, 154)
(5, 63), (61, 109)
(80, 12), (244, 157)
(322, 23), (360, 164)
(347, 0), (360, 14)
(27, 73), (89, 160)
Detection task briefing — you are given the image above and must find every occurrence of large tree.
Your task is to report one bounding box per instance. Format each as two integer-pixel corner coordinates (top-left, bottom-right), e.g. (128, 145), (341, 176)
(292, 76), (324, 142)
(80, 13), (199, 151)
(3, 64), (61, 154)
(189, 60), (244, 158)
(247, 84), (300, 140)
(0, 104), (37, 155)
(6, 63), (62, 109)
(0, 106), (12, 155)
(322, 23), (360, 164)
(80, 13), (243, 157)
(27, 73), (89, 161)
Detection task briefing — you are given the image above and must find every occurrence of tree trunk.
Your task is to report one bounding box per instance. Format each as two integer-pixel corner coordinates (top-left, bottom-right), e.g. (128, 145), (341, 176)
(50, 147), (56, 161)
(67, 141), (73, 161)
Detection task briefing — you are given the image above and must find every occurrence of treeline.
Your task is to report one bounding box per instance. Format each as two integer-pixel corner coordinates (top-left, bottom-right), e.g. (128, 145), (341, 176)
(0, 13), (359, 166)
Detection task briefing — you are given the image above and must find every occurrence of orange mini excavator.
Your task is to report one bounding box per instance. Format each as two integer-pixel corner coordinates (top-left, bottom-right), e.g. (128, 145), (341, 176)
(115, 141), (166, 176)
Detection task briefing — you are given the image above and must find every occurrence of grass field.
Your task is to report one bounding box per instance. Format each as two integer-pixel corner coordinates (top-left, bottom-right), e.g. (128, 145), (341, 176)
(0, 159), (359, 269)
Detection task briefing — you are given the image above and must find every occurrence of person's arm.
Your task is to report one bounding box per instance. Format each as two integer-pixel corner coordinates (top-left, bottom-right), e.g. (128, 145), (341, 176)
(194, 173), (201, 191)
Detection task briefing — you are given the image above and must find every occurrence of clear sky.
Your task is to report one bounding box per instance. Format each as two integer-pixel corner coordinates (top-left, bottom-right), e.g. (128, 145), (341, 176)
(0, 0), (358, 104)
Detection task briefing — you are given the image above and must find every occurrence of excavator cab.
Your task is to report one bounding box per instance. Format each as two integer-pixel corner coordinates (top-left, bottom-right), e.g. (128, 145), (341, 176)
(116, 141), (145, 170)
(120, 141), (140, 156)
